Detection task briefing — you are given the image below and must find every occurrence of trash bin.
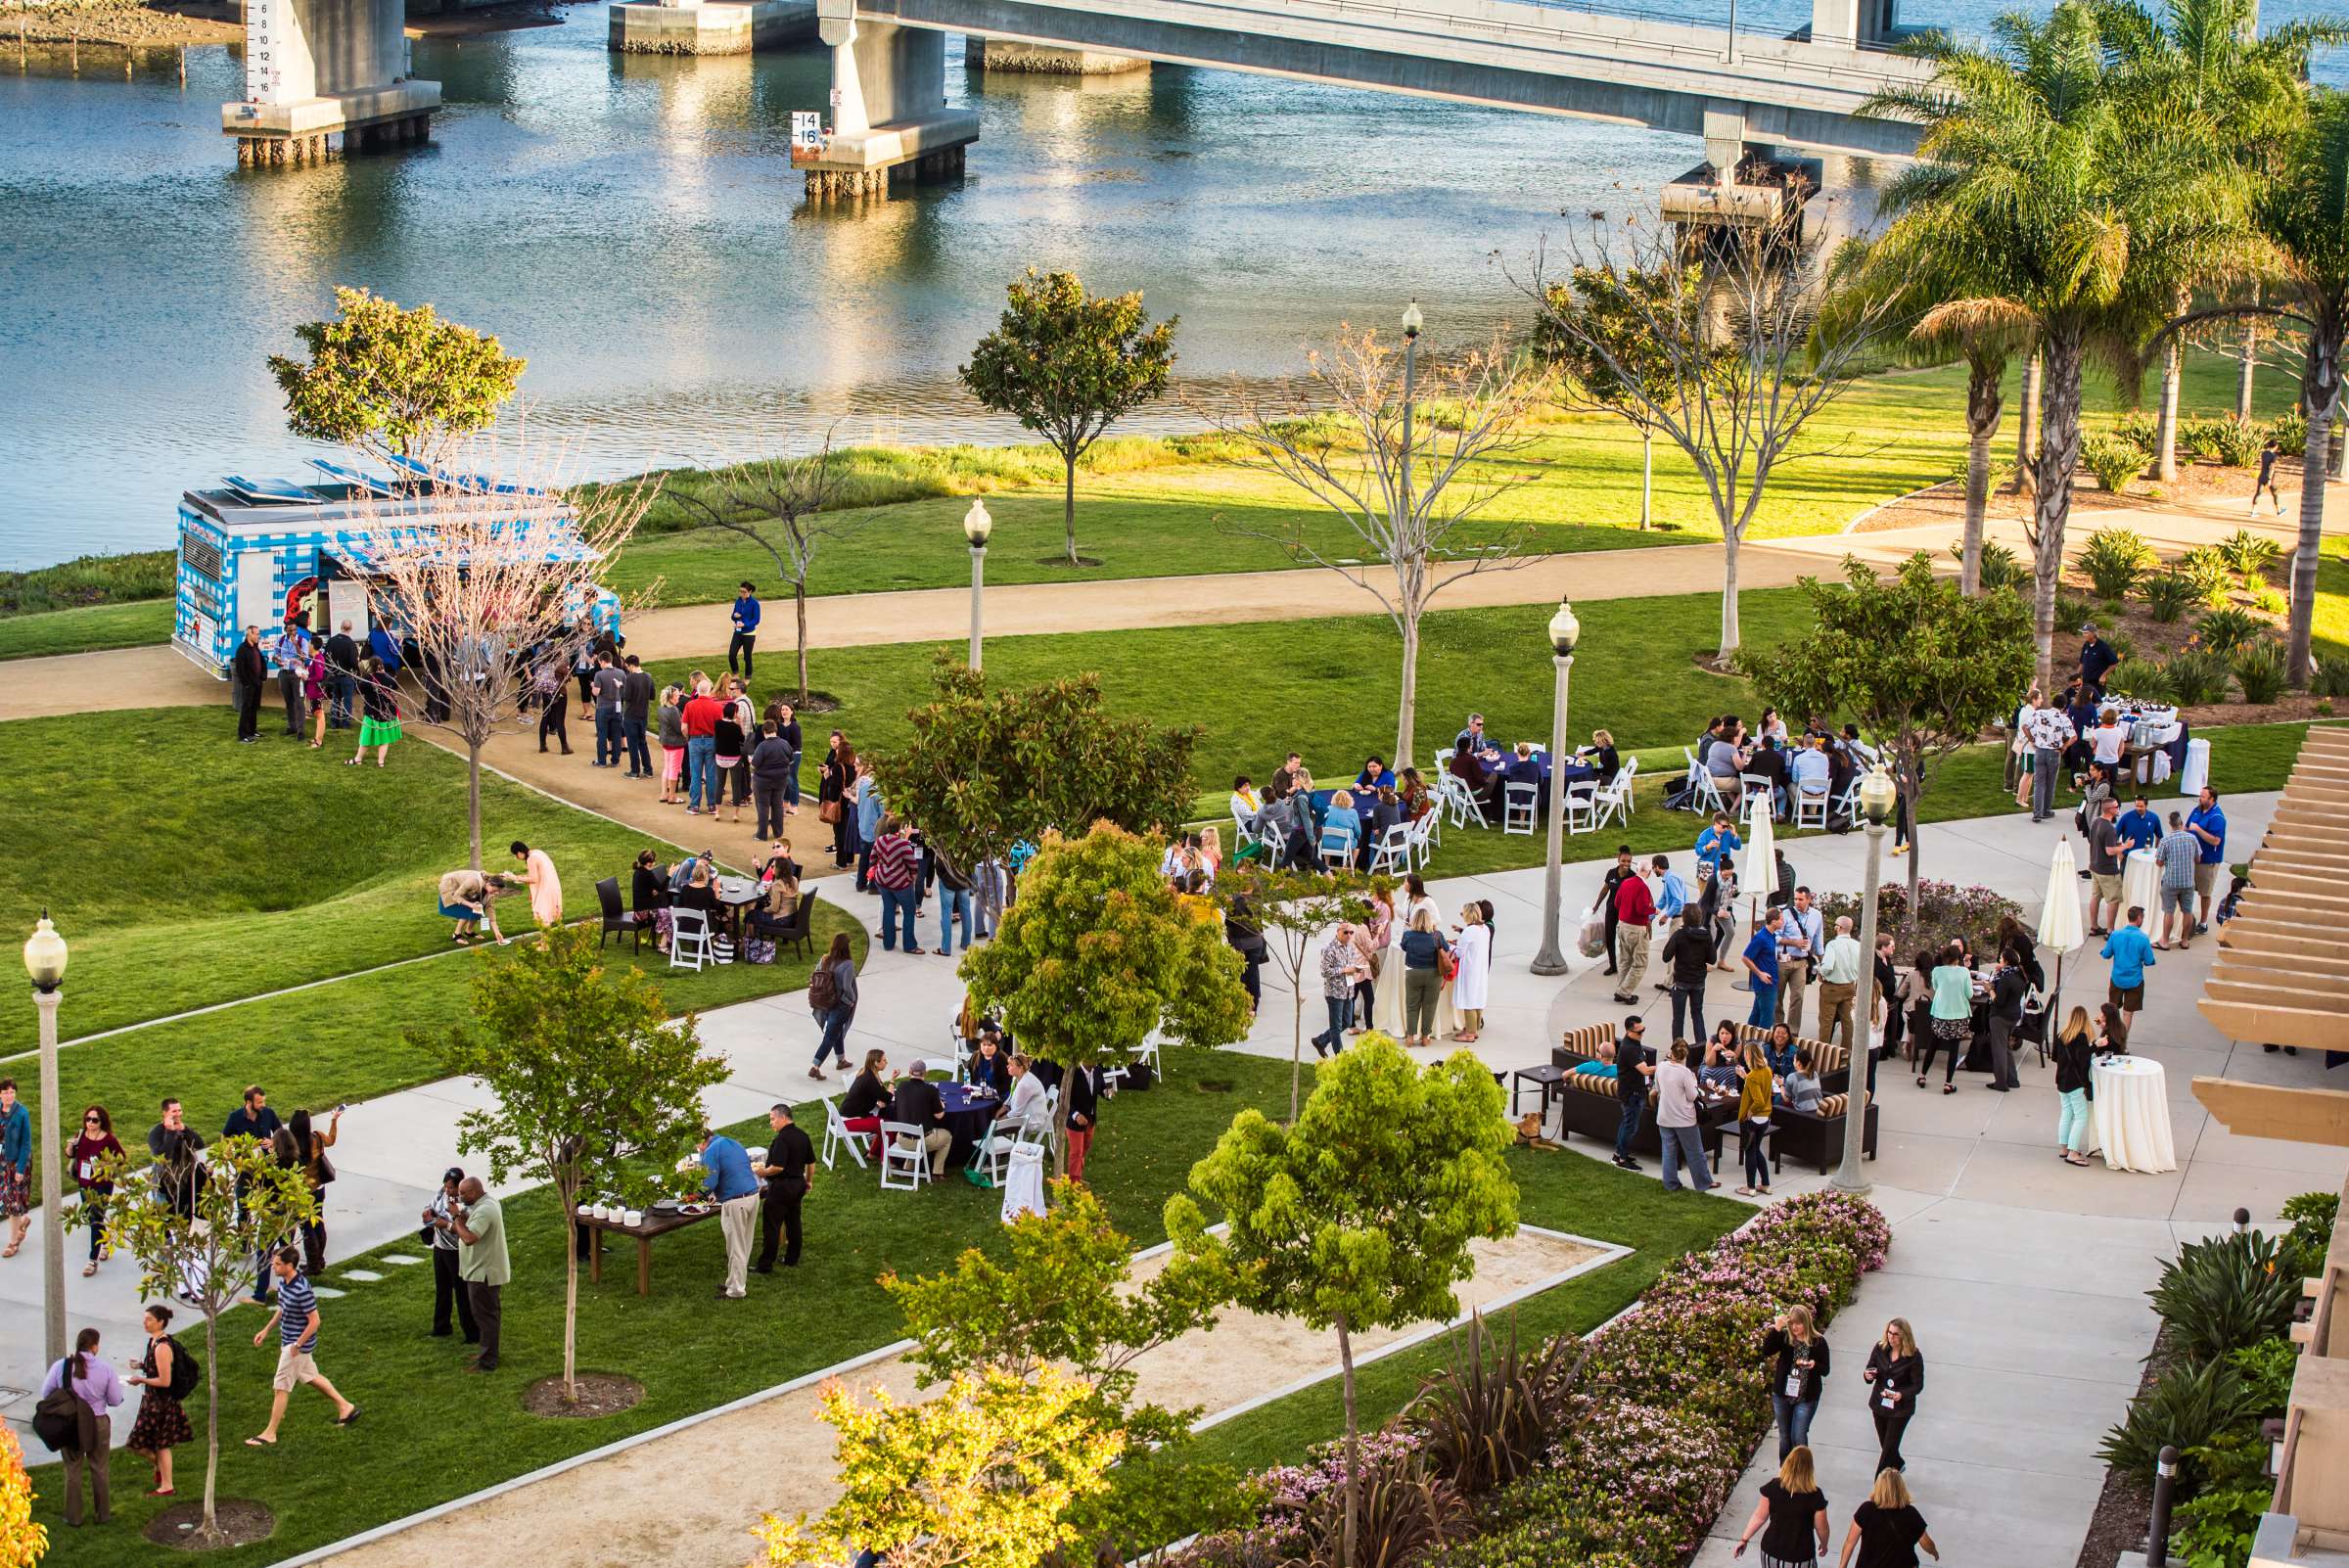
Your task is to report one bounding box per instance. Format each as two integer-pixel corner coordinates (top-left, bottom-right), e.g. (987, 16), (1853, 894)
(2179, 736), (2210, 797)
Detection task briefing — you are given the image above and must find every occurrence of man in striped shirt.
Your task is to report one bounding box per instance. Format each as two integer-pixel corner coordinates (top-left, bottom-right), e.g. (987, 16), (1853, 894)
(249, 1246), (357, 1446)
(869, 815), (924, 954)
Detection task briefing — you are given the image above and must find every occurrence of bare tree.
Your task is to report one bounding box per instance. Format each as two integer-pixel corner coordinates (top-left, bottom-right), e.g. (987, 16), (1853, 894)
(663, 435), (860, 705)
(1527, 211), (1901, 658)
(351, 442), (659, 868)
(1206, 320), (1542, 770)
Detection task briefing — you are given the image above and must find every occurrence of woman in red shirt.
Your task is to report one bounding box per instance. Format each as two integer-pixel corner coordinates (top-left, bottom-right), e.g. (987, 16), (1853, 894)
(69, 1104), (125, 1278)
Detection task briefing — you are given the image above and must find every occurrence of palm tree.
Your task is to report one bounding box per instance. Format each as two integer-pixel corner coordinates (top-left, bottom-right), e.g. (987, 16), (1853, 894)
(2098, 0), (2339, 479)
(1868, 2), (2251, 686)
(2158, 91), (2349, 683)
(1824, 231), (2034, 594)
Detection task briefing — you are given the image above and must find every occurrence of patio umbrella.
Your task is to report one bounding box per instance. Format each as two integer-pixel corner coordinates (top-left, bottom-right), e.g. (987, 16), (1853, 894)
(2038, 837), (2088, 1023)
(1733, 806), (1776, 990)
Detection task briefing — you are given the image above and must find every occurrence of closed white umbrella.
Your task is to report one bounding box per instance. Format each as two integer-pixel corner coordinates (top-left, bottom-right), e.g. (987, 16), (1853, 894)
(2039, 837), (2087, 1026)
(1734, 807), (1776, 990)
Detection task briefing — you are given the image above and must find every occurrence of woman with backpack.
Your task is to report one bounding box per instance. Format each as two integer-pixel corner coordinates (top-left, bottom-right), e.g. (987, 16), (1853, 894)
(126, 1305), (195, 1497)
(39, 1326), (123, 1525)
(806, 933), (858, 1080)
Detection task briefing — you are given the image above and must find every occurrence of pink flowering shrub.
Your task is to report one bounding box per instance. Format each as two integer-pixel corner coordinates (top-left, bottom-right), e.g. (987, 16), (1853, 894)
(1167, 1194), (1892, 1568)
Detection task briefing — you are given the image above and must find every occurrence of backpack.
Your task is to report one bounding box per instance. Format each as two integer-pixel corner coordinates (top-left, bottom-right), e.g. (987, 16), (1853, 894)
(746, 938), (776, 966)
(808, 960), (838, 1012)
(164, 1334), (201, 1400)
(32, 1378), (80, 1453)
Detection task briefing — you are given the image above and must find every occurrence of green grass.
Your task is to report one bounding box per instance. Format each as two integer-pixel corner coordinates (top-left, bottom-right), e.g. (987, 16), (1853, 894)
(18, 1051), (1734, 1567)
(0, 599), (176, 660)
(0, 709), (771, 1051)
(0, 548), (175, 617)
(1183, 1147), (1747, 1482)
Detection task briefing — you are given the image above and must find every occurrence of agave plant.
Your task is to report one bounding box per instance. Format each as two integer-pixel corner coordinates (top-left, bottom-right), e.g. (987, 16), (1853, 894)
(2163, 648), (2235, 706)
(2104, 658), (2172, 704)
(1406, 1314), (1590, 1499)
(1976, 539), (2029, 593)
(2233, 640), (2289, 703)
(2196, 605), (2266, 654)
(2083, 435), (2151, 492)
(2142, 568), (2200, 623)
(2098, 1358), (2255, 1482)
(2314, 655), (2349, 698)
(2216, 528), (2284, 576)
(2054, 593), (2096, 635)
(2149, 1229), (2301, 1365)
(2079, 527), (2155, 598)
(2179, 546), (2237, 607)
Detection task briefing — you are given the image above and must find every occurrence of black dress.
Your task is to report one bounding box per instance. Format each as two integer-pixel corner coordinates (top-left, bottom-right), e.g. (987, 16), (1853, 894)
(126, 1336), (193, 1454)
(1852, 1500), (1929, 1568)
(1758, 1479), (1827, 1567)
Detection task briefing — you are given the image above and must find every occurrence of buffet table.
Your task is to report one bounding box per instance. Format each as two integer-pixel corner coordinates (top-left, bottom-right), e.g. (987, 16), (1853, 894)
(574, 1200), (719, 1296)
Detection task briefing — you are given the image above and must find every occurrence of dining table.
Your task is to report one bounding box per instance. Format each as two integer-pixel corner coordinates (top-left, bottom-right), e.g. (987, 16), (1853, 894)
(2091, 1054), (2177, 1173)
(714, 874), (762, 950)
(937, 1080), (1003, 1171)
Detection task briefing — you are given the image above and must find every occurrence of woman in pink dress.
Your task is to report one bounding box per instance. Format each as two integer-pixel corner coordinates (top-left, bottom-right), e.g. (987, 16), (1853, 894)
(510, 841), (564, 928)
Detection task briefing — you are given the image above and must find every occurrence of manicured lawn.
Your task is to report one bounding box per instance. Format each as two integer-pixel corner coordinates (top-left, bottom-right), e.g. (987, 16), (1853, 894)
(19, 1051), (1732, 1568)
(0, 709), (764, 1051)
(0, 599), (174, 661)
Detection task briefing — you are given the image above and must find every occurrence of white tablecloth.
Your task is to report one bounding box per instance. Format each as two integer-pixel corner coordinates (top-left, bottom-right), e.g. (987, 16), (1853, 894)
(2093, 1056), (2177, 1174)
(2120, 848), (2161, 921)
(999, 1142), (1046, 1223)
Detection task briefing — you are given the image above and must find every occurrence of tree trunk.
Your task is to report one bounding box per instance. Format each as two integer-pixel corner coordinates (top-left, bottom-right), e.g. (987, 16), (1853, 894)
(1639, 428), (1653, 530)
(2030, 327), (2087, 690)
(1961, 353), (2004, 596)
(202, 1309), (221, 1537)
(467, 741), (484, 872)
(795, 579), (811, 705)
(563, 1197), (580, 1402)
(1337, 1311), (1359, 1568)
(2238, 312), (2258, 423)
(2011, 353), (2042, 494)
(1901, 746), (1923, 914)
(1718, 530), (1743, 660)
(1395, 614), (1421, 776)
(2288, 347), (2340, 685)
(1290, 976), (1307, 1123)
(2154, 295), (2184, 483)
(1062, 452), (1080, 567)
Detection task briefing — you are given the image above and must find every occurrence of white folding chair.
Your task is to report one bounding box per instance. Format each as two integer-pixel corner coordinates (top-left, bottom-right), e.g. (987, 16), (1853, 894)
(1447, 774), (1492, 830)
(971, 1123), (1014, 1186)
(879, 1121), (932, 1191)
(1563, 780), (1598, 835)
(1740, 774), (1774, 823)
(1132, 1036), (1164, 1079)
(1618, 756), (1639, 814)
(1832, 780), (1861, 826)
(820, 1096), (868, 1171)
(1318, 825), (1357, 872)
(1591, 771), (1633, 831)
(1232, 809), (1260, 855)
(944, 1014), (973, 1080)
(1794, 784), (1829, 830)
(668, 908), (712, 972)
(1368, 820), (1413, 876)
(1503, 781), (1539, 835)
(1406, 810), (1438, 869)
(1689, 764), (1726, 816)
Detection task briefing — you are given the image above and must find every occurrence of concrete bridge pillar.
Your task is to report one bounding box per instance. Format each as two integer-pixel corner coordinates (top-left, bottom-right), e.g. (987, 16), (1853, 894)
(219, 0), (440, 167)
(804, 0), (979, 205)
(1703, 103), (1747, 184)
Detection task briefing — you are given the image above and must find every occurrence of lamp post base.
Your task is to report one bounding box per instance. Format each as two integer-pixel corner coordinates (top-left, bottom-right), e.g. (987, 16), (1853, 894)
(1529, 949), (1570, 977)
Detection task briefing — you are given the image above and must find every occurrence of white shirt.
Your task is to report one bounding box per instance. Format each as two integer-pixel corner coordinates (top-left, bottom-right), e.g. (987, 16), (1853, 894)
(2090, 723), (2128, 765)
(2023, 707), (2075, 751)
(999, 1073), (1048, 1136)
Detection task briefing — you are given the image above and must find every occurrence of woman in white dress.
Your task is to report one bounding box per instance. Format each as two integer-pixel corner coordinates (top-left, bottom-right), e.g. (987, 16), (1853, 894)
(1450, 901), (1492, 1042)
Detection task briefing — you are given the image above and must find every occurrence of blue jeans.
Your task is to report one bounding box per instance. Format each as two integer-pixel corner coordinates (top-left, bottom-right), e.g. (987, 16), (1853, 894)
(812, 1007), (852, 1068)
(782, 755), (801, 806)
(938, 887), (973, 953)
(1615, 1091), (1645, 1161)
(2057, 1086), (2092, 1153)
(1747, 981), (1778, 1028)
(595, 709), (623, 765)
(1313, 994), (1352, 1051)
(687, 735), (718, 810)
(1670, 982), (1706, 1044)
(879, 886), (918, 950)
(1660, 1124), (1714, 1191)
(1772, 1392), (1818, 1459)
(623, 715), (652, 775)
(329, 672), (357, 728)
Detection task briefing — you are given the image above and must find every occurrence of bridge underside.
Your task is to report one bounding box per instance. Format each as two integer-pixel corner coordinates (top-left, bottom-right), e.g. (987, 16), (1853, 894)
(862, 0), (1921, 161)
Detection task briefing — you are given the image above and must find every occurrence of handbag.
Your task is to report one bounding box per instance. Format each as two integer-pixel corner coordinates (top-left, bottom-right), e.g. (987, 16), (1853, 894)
(819, 799), (842, 824)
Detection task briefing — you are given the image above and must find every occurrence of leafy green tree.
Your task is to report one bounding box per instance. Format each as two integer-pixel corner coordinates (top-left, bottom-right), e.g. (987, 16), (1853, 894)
(959, 270), (1177, 567)
(883, 1178), (1243, 1558)
(1166, 1036), (1517, 1568)
(2158, 88), (2349, 683)
(959, 823), (1253, 1166)
(1734, 553), (2034, 908)
(869, 658), (1202, 934)
(1866, 3), (2249, 685)
(93, 1135), (316, 1545)
(424, 925), (728, 1404)
(1215, 864), (1375, 1120)
(755, 1364), (1123, 1568)
(267, 287), (526, 469)
(1533, 263), (1702, 531)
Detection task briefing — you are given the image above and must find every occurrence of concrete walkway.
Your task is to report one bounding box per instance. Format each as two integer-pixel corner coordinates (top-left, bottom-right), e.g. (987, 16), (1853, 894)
(0, 494), (2312, 728)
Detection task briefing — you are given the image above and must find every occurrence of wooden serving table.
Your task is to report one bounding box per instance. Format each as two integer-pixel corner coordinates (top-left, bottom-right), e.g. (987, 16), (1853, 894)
(573, 1202), (718, 1297)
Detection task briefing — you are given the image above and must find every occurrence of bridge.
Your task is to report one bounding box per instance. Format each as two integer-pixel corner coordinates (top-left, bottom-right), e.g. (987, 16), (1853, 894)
(804, 0), (1932, 196)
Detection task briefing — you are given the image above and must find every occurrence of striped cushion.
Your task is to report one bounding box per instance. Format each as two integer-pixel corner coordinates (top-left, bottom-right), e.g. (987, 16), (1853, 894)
(1817, 1093), (1848, 1118)
(1559, 1023), (1617, 1056)
(1560, 1073), (1619, 1098)
(1736, 1024), (1840, 1075)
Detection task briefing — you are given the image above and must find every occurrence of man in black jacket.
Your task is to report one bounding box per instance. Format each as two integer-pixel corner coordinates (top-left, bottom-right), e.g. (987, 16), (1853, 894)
(1064, 1061), (1105, 1183)
(1986, 961), (2028, 1092)
(889, 1063), (952, 1176)
(752, 1103), (815, 1272)
(325, 622), (360, 729)
(622, 656), (657, 779)
(231, 627), (265, 743)
(751, 721), (797, 840)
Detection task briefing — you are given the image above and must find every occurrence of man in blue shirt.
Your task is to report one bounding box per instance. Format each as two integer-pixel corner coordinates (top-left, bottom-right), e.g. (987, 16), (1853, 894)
(1744, 907), (1783, 1028)
(699, 1129), (761, 1299)
(271, 621), (311, 738)
(728, 580), (761, 680)
(1649, 854), (1689, 923)
(2116, 794), (2161, 854)
(2099, 905), (2157, 1035)
(1695, 813), (1742, 876)
(2187, 788), (2227, 935)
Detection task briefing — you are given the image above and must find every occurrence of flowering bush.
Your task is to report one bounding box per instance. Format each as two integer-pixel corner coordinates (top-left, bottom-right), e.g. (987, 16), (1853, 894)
(0, 1427), (42, 1568)
(1819, 880), (2021, 961)
(1170, 1194), (1893, 1568)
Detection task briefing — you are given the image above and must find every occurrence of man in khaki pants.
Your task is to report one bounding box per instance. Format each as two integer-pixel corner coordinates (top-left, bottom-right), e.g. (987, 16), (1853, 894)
(1814, 915), (1863, 1056)
(696, 1129), (762, 1300)
(1775, 888), (1822, 1035)
(1610, 866), (1656, 1006)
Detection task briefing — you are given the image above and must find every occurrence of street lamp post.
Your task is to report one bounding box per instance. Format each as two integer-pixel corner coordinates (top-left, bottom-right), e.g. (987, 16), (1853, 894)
(1531, 597), (1581, 975)
(23, 911), (68, 1370)
(963, 499), (992, 672)
(1833, 765), (1898, 1196)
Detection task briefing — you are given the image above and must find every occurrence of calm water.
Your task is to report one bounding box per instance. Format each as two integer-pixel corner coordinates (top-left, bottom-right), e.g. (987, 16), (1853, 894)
(0, 2), (2340, 568)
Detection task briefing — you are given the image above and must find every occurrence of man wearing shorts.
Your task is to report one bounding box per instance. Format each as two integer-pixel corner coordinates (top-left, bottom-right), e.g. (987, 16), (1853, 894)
(2154, 812), (2202, 949)
(2188, 787), (2227, 937)
(2099, 907), (2156, 1036)
(2085, 797), (2124, 937)
(249, 1247), (357, 1446)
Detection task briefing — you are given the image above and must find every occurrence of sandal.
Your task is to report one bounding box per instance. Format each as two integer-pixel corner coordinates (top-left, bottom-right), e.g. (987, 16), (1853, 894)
(0, 1244), (16, 1259)
(82, 1261), (98, 1276)
(245, 1436), (276, 1448)
(344, 758), (360, 766)
(1941, 1084), (1957, 1095)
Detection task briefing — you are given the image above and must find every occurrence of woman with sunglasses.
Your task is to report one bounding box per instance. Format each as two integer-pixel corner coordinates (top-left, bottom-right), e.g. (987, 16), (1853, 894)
(69, 1104), (125, 1277)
